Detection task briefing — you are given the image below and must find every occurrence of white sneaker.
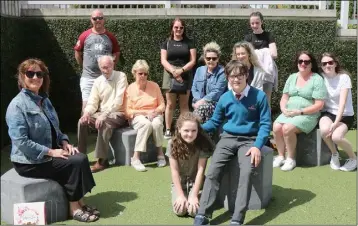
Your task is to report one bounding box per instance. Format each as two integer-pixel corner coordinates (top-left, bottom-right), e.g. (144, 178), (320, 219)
(157, 156), (166, 167)
(280, 158), (296, 171)
(330, 153), (340, 170)
(131, 158), (146, 172)
(273, 155), (285, 168)
(339, 159), (357, 172)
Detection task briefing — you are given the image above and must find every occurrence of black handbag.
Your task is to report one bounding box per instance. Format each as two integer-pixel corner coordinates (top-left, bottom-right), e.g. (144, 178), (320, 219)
(168, 77), (188, 94)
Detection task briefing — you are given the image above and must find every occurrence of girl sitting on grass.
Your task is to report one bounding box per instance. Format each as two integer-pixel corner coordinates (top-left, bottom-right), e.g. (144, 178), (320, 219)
(166, 112), (214, 217)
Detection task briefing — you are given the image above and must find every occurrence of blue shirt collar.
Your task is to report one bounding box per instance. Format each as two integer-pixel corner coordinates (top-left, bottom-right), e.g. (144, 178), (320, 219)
(22, 88), (48, 103)
(206, 65), (220, 78)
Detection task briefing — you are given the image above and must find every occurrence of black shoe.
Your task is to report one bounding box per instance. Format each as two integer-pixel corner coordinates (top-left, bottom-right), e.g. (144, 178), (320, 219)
(164, 129), (172, 140)
(193, 215), (210, 225)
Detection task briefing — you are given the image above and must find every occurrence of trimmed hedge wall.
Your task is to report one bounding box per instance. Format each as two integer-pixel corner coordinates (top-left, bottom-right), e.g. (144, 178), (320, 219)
(1, 16), (356, 148)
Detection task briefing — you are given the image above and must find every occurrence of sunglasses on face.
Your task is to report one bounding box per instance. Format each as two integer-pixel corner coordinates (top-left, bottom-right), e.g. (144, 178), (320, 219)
(205, 57), (218, 61)
(25, 71), (46, 79)
(321, 60), (334, 66)
(137, 72), (148, 76)
(174, 26), (184, 30)
(298, 60), (311, 65)
(92, 17), (104, 21)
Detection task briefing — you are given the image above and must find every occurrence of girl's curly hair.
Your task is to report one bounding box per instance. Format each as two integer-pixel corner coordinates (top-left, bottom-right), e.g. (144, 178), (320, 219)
(171, 112), (215, 160)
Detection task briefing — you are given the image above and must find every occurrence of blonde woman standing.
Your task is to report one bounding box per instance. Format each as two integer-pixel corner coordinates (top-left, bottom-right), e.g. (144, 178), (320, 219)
(230, 41), (273, 94)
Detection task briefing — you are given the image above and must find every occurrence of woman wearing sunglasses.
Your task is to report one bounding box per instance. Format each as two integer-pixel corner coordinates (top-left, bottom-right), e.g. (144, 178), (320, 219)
(5, 59), (99, 222)
(191, 42), (227, 124)
(160, 17), (197, 140)
(124, 60), (167, 172)
(318, 53), (356, 171)
(272, 51), (327, 171)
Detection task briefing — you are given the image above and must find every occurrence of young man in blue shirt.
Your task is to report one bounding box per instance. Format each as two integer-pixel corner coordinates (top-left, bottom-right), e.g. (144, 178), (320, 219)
(194, 60), (271, 225)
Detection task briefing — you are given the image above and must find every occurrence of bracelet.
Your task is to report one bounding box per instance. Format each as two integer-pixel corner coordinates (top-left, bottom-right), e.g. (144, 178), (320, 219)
(181, 67), (185, 72)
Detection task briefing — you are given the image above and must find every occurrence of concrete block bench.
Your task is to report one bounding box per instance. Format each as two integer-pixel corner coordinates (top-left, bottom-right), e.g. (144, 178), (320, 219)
(1, 168), (68, 224)
(216, 146), (273, 211)
(108, 127), (158, 166)
(296, 129), (332, 166)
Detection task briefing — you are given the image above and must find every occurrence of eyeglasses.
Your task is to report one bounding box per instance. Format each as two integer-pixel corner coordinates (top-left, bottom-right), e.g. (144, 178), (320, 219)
(92, 17), (104, 21)
(298, 60), (311, 65)
(321, 60), (334, 66)
(205, 57), (218, 61)
(137, 72), (148, 76)
(174, 26), (184, 30)
(25, 71), (46, 79)
(228, 73), (247, 80)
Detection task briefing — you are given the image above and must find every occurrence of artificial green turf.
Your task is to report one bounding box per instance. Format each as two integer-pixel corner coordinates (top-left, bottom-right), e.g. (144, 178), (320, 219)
(1, 131), (356, 225)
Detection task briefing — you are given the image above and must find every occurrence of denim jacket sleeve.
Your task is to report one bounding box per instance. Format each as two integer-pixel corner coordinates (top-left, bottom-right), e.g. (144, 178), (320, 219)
(191, 66), (203, 102)
(6, 102), (49, 160)
(203, 67), (227, 102)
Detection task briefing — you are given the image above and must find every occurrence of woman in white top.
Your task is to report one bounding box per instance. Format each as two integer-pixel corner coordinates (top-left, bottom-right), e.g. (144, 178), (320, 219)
(319, 52), (356, 172)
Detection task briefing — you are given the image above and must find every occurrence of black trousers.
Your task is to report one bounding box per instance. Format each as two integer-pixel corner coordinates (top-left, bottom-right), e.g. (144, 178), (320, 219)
(13, 153), (96, 202)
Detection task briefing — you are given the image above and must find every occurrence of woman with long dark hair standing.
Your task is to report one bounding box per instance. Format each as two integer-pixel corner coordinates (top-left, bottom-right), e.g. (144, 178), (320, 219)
(160, 18), (197, 139)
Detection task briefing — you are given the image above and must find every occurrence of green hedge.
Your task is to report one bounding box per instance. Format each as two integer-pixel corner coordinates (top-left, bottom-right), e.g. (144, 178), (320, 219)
(1, 17), (356, 147)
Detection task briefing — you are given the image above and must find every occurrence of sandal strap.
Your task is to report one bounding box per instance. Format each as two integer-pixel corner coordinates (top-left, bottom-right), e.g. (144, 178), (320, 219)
(73, 209), (98, 222)
(82, 205), (100, 217)
(83, 205), (98, 211)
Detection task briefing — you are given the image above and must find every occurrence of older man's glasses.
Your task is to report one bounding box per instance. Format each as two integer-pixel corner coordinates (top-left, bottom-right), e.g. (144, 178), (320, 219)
(92, 17), (104, 21)
(25, 71), (46, 79)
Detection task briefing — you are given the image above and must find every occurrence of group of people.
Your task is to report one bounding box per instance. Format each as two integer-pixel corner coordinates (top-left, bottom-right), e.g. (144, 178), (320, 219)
(5, 8), (355, 225)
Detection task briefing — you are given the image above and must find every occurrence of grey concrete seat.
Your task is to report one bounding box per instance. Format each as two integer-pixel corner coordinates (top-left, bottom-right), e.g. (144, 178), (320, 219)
(217, 146), (274, 211)
(1, 168), (68, 224)
(108, 127), (158, 166)
(296, 129), (332, 166)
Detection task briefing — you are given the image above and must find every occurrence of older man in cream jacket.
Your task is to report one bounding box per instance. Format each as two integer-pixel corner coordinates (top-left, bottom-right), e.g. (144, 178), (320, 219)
(78, 55), (128, 173)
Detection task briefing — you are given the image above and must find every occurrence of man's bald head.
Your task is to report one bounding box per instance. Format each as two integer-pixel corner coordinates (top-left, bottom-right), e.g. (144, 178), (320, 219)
(91, 9), (104, 18)
(90, 9), (105, 31)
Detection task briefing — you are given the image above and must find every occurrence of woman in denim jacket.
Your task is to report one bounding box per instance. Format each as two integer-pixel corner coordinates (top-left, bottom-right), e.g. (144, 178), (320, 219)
(191, 42), (227, 123)
(6, 59), (99, 222)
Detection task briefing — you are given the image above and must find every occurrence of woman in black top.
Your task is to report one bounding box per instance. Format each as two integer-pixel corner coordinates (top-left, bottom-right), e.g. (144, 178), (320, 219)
(244, 11), (278, 105)
(160, 18), (197, 139)
(244, 11), (277, 58)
